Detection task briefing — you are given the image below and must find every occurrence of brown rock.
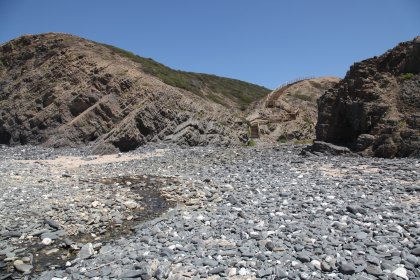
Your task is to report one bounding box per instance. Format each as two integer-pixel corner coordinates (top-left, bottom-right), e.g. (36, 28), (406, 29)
(0, 33), (269, 152)
(247, 77), (340, 142)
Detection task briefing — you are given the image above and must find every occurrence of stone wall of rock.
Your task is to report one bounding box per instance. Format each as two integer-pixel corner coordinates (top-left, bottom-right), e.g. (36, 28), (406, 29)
(316, 37), (420, 158)
(0, 33), (248, 153)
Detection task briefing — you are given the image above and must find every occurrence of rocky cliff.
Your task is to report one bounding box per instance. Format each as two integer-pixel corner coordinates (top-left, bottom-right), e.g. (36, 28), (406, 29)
(0, 33), (270, 153)
(247, 77), (340, 142)
(316, 37), (420, 158)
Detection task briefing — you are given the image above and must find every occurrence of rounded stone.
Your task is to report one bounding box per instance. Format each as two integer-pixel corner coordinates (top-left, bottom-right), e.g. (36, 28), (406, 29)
(41, 238), (52, 245)
(411, 247), (420, 256)
(365, 265), (383, 276)
(339, 262), (356, 275)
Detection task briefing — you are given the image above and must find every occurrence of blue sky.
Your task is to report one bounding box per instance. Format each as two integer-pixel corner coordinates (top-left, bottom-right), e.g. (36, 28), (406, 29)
(0, 1), (419, 89)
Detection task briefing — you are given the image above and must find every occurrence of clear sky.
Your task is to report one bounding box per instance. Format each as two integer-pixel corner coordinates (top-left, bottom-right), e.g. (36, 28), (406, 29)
(0, 0), (419, 89)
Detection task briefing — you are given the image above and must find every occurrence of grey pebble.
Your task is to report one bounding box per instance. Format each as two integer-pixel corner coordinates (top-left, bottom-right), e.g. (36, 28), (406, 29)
(14, 262), (33, 273)
(78, 243), (94, 259)
(202, 258), (219, 267)
(412, 247), (420, 256)
(208, 267), (225, 275)
(339, 262), (356, 275)
(119, 270), (144, 278)
(296, 252), (311, 263)
(43, 218), (61, 229)
(365, 264), (383, 276)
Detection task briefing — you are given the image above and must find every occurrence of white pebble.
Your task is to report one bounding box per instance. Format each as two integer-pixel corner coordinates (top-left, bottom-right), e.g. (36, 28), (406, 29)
(91, 201), (99, 207)
(228, 267), (237, 276)
(311, 260), (321, 270)
(238, 267), (248, 276)
(123, 200), (138, 209)
(392, 266), (408, 280)
(41, 238), (52, 245)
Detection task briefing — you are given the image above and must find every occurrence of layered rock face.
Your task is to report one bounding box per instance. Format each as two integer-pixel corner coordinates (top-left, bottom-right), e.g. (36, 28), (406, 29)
(316, 37), (420, 158)
(0, 33), (268, 153)
(248, 77), (340, 142)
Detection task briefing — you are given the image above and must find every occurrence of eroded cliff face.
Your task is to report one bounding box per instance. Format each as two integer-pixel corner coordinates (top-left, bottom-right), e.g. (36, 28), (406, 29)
(316, 37), (420, 158)
(247, 77), (340, 142)
(0, 33), (254, 153)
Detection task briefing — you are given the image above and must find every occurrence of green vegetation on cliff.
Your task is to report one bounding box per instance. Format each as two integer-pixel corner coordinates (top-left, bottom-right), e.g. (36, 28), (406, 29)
(102, 44), (270, 108)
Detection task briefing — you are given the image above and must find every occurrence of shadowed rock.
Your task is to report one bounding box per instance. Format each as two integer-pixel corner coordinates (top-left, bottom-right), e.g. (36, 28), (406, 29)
(314, 37), (420, 158)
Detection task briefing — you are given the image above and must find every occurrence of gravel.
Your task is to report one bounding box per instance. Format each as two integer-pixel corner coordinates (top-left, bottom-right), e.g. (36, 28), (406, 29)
(0, 143), (419, 279)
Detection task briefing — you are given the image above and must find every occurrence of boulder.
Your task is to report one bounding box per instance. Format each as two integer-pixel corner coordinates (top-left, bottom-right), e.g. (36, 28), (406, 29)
(302, 141), (352, 156)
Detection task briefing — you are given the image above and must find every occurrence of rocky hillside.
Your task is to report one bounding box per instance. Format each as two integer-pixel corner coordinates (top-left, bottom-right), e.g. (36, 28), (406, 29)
(247, 77), (340, 142)
(0, 33), (270, 153)
(316, 37), (420, 158)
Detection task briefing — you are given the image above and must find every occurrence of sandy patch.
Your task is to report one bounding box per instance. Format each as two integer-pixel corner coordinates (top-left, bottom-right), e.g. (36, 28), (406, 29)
(14, 149), (168, 170)
(318, 164), (346, 178)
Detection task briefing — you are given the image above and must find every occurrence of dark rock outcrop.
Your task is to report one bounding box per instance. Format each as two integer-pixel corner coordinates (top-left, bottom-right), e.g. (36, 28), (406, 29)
(315, 37), (420, 158)
(301, 141), (352, 156)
